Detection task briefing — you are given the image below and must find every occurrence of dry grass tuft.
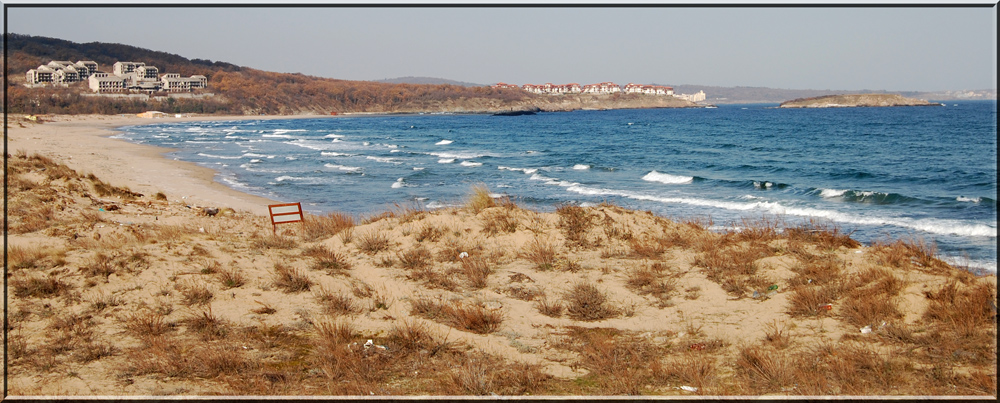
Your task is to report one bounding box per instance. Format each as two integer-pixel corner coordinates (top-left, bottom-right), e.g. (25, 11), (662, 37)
(357, 229), (392, 255)
(556, 204), (594, 247)
(410, 297), (504, 334)
(178, 281), (214, 306)
(397, 246), (433, 270)
(272, 263), (313, 293)
(314, 287), (359, 316)
(122, 310), (172, 338)
(625, 262), (677, 307)
(466, 184), (497, 214)
(183, 308), (230, 340)
(481, 208), (520, 236)
(303, 244), (352, 273)
(460, 255), (493, 289)
(12, 275), (71, 298)
(521, 237), (558, 271)
(301, 211), (355, 241)
(564, 282), (620, 321)
(218, 266), (247, 289)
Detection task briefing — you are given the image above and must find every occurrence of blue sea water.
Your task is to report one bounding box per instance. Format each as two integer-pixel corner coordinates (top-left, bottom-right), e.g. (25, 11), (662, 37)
(116, 101), (997, 272)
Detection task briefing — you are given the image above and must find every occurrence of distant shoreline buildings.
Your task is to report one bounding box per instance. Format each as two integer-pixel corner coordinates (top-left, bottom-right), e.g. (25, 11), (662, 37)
(25, 60), (207, 93)
(493, 81), (706, 102)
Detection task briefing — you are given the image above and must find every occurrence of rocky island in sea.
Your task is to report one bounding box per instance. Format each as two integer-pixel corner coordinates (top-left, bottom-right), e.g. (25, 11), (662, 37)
(779, 93), (940, 108)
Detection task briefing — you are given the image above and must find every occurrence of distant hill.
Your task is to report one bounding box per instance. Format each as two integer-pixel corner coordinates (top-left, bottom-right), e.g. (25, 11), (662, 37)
(375, 76), (484, 87)
(661, 84), (996, 104)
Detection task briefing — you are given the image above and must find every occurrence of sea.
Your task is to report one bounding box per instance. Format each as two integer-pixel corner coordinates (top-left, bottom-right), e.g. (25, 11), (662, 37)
(115, 101), (997, 273)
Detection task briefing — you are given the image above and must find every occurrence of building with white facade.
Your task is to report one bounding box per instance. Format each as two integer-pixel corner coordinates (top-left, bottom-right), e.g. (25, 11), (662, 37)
(88, 72), (127, 93)
(26, 60), (101, 85)
(161, 73), (208, 92)
(25, 58), (208, 93)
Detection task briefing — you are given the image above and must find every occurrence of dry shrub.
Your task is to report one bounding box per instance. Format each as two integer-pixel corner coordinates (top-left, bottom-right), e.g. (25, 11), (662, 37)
(447, 353), (550, 396)
(785, 220), (861, 250)
(787, 254), (844, 287)
(481, 208), (519, 236)
(763, 320), (792, 349)
(410, 297), (504, 334)
(466, 184), (497, 214)
(75, 340), (118, 363)
(625, 263), (677, 307)
(558, 327), (664, 395)
(314, 287), (359, 316)
(272, 263), (313, 293)
(218, 266), (246, 288)
(838, 293), (903, 329)
(521, 237), (557, 271)
(694, 244), (771, 297)
(873, 238), (950, 272)
(251, 234), (298, 250)
(89, 291), (124, 312)
(122, 310), (172, 338)
(564, 282), (620, 321)
(303, 244), (352, 273)
(655, 354), (718, 393)
(301, 211), (355, 241)
(556, 204), (594, 247)
(397, 246), (433, 270)
(787, 282), (842, 317)
(923, 281), (996, 338)
(729, 216), (783, 243)
(357, 229), (392, 255)
(8, 244), (65, 271)
(818, 344), (909, 395)
(461, 255), (493, 289)
(628, 234), (667, 260)
(179, 281), (214, 305)
(535, 296), (564, 318)
(735, 345), (793, 393)
(415, 223), (445, 242)
(12, 275), (71, 298)
(183, 308), (230, 340)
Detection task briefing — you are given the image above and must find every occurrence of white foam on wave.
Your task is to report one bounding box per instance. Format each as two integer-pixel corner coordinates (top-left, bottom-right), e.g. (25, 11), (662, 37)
(321, 152), (353, 157)
(367, 156), (401, 164)
(957, 196), (981, 203)
(197, 153), (242, 160)
(413, 167), (425, 171)
(273, 129), (307, 135)
(243, 153), (274, 158)
(529, 173), (579, 188)
(262, 134), (294, 139)
(250, 159), (262, 163)
(642, 171), (694, 185)
(436, 140), (453, 145)
(820, 189), (849, 198)
(391, 178), (406, 189)
(390, 149), (402, 153)
(429, 151), (484, 159)
(498, 166), (538, 175)
(564, 184), (998, 238)
(286, 139), (338, 151)
(461, 161), (483, 167)
(324, 134), (345, 139)
(325, 164), (362, 172)
(573, 164), (591, 170)
(439, 159), (456, 164)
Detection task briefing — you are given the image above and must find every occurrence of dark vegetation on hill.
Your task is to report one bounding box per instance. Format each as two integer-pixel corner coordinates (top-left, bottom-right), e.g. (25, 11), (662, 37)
(2, 34), (531, 115)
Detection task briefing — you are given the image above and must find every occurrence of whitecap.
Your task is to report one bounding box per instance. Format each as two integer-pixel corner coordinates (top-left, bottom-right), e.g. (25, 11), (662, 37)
(324, 134), (345, 139)
(429, 151), (485, 159)
(957, 196), (981, 203)
(642, 171), (694, 184)
(321, 152), (353, 157)
(197, 153), (242, 160)
(439, 158), (456, 164)
(436, 139), (453, 145)
(262, 134), (293, 138)
(460, 161), (483, 167)
(325, 164), (362, 172)
(366, 156), (400, 164)
(250, 159), (262, 163)
(391, 178), (406, 189)
(820, 189), (848, 198)
(573, 164), (591, 170)
(498, 166), (538, 175)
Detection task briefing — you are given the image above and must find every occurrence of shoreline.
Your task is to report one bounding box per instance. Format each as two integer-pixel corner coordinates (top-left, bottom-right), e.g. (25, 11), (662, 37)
(5, 114), (341, 215)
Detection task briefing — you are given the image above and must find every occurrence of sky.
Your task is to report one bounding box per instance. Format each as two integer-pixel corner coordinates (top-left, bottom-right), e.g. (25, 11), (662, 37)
(4, 4), (997, 92)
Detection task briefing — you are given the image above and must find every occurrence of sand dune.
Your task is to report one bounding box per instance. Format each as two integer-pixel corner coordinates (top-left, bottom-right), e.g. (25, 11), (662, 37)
(5, 115), (996, 396)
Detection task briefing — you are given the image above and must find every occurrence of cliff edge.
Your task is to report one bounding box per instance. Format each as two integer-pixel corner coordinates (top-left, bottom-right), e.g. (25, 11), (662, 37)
(779, 93), (940, 108)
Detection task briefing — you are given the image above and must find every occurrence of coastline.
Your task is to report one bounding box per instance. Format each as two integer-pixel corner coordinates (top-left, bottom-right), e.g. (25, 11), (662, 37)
(5, 114), (338, 215)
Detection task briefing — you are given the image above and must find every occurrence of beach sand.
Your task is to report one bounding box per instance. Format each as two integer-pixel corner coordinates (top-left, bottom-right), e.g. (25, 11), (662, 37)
(4, 114), (996, 396)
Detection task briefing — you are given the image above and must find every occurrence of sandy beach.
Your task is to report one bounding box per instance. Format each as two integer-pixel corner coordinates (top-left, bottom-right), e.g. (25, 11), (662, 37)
(4, 114), (996, 396)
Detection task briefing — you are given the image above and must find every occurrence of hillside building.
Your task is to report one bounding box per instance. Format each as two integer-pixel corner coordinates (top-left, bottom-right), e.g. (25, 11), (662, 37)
(26, 60), (101, 85)
(27, 58), (208, 93)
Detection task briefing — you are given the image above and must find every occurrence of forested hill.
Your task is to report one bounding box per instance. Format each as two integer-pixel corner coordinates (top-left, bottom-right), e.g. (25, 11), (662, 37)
(2, 34), (533, 115)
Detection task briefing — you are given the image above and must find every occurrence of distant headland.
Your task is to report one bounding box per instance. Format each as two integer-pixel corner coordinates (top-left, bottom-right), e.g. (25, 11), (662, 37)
(778, 94), (941, 108)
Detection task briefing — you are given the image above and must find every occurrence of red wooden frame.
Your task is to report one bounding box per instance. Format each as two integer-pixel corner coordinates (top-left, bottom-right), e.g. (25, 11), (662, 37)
(268, 202), (303, 234)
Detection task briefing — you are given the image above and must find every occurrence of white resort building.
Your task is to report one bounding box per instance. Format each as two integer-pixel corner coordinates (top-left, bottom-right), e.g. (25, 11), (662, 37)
(26, 59), (207, 93)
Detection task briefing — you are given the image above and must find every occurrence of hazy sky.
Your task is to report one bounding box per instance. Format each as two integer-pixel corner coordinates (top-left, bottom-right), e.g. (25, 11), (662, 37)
(5, 5), (997, 91)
